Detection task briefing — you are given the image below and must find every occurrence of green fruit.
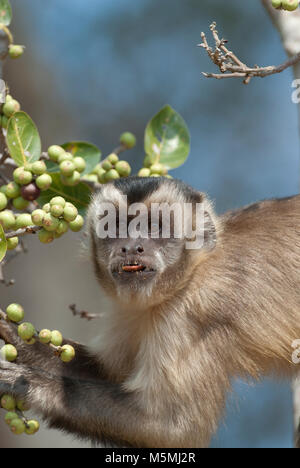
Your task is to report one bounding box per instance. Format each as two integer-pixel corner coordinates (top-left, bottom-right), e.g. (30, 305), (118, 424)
(107, 153), (119, 165)
(60, 160), (75, 177)
(50, 204), (64, 218)
(39, 329), (52, 344)
(0, 192), (7, 211)
(56, 219), (69, 235)
(3, 99), (20, 118)
(31, 161), (47, 176)
(120, 132), (136, 149)
(31, 209), (45, 226)
(102, 160), (113, 171)
(42, 213), (60, 232)
(7, 237), (19, 250)
(9, 45), (24, 59)
(69, 215), (84, 232)
(115, 161), (131, 177)
(50, 196), (66, 208)
(1, 394), (16, 411)
(138, 168), (151, 177)
(150, 163), (167, 175)
(51, 330), (63, 347)
(6, 303), (24, 323)
(60, 171), (80, 187)
(1, 344), (18, 362)
(58, 152), (73, 164)
(36, 174), (52, 191)
(63, 205), (78, 222)
(6, 182), (21, 199)
(43, 203), (51, 213)
(1, 115), (8, 129)
(5, 94), (13, 102)
(0, 185), (7, 194)
(12, 196), (29, 211)
(48, 145), (65, 162)
(98, 170), (107, 184)
(24, 163), (33, 172)
(38, 228), (55, 244)
(17, 400), (31, 412)
(60, 345), (76, 363)
(10, 418), (26, 435)
(25, 420), (40, 435)
(143, 154), (156, 168)
(282, 0), (299, 10)
(92, 164), (103, 175)
(0, 210), (15, 230)
(15, 214), (33, 229)
(272, 0), (282, 7)
(5, 412), (18, 426)
(105, 169), (120, 181)
(73, 157), (86, 173)
(18, 322), (36, 341)
(82, 174), (98, 183)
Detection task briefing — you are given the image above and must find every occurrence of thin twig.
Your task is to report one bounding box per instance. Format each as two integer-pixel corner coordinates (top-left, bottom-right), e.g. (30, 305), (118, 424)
(70, 304), (102, 321)
(4, 225), (41, 240)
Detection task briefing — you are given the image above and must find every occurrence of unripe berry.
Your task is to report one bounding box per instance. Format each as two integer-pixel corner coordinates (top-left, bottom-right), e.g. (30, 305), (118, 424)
(63, 205), (78, 222)
(50, 204), (64, 218)
(7, 237), (19, 250)
(1, 394), (16, 411)
(43, 203), (51, 213)
(2, 115), (8, 129)
(56, 219), (69, 235)
(43, 213), (60, 232)
(150, 163), (167, 175)
(13, 196), (29, 211)
(9, 45), (25, 59)
(35, 174), (52, 191)
(51, 330), (63, 347)
(3, 99), (20, 118)
(6, 181), (21, 199)
(31, 209), (45, 226)
(73, 157), (86, 173)
(143, 154), (156, 168)
(83, 174), (98, 183)
(120, 132), (136, 149)
(18, 322), (36, 341)
(50, 196), (66, 207)
(115, 161), (131, 177)
(272, 0), (282, 7)
(39, 329), (52, 344)
(60, 345), (76, 363)
(15, 214), (33, 229)
(48, 145), (65, 162)
(5, 412), (18, 426)
(138, 168), (151, 177)
(17, 400), (31, 412)
(13, 167), (32, 185)
(58, 152), (73, 164)
(38, 229), (54, 244)
(69, 215), (84, 232)
(25, 420), (40, 435)
(0, 185), (7, 194)
(102, 160), (113, 171)
(92, 164), (103, 175)
(60, 160), (75, 177)
(31, 160), (47, 176)
(60, 171), (80, 187)
(107, 153), (119, 165)
(1, 344), (18, 362)
(0, 192), (7, 211)
(98, 170), (107, 184)
(105, 169), (120, 181)
(6, 303), (24, 323)
(282, 0), (299, 10)
(10, 418), (26, 435)
(5, 94), (13, 102)
(0, 210), (15, 230)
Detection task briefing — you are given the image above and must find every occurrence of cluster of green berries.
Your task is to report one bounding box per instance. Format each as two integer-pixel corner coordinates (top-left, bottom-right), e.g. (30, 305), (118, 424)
(138, 154), (170, 178)
(0, 210), (33, 251)
(271, 0), (299, 10)
(1, 94), (21, 129)
(90, 153), (132, 184)
(9, 44), (25, 60)
(1, 394), (39, 436)
(47, 145), (86, 187)
(31, 196), (84, 244)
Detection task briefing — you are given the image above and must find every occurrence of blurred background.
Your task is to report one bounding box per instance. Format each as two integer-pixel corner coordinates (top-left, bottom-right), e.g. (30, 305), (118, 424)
(0, 0), (297, 448)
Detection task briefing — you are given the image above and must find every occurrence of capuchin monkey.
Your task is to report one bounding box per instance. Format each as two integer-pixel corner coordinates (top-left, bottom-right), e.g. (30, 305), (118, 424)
(1, 176), (300, 447)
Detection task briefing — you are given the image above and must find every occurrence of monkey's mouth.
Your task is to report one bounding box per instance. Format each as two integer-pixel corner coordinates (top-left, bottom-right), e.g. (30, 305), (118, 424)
(111, 261), (156, 280)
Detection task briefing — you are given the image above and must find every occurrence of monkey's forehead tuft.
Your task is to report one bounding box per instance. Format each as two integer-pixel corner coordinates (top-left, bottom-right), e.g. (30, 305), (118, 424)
(94, 177), (205, 206)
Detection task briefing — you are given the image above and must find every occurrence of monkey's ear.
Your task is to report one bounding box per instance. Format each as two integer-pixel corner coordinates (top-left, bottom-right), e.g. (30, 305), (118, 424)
(203, 210), (217, 251)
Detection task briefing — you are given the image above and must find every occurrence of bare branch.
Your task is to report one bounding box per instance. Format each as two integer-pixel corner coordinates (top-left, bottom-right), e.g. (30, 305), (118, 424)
(4, 225), (41, 240)
(70, 304), (102, 321)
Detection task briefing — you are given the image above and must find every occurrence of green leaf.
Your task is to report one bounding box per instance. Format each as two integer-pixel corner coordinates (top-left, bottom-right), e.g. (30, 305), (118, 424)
(46, 142), (101, 175)
(6, 112), (42, 167)
(144, 105), (190, 170)
(37, 173), (92, 216)
(0, 224), (7, 262)
(0, 0), (12, 26)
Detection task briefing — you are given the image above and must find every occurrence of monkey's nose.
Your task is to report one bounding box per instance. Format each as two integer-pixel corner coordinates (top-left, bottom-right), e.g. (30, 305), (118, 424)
(120, 245), (144, 255)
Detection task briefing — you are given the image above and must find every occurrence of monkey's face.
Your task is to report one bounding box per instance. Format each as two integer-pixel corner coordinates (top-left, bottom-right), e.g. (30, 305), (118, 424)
(88, 177), (217, 305)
